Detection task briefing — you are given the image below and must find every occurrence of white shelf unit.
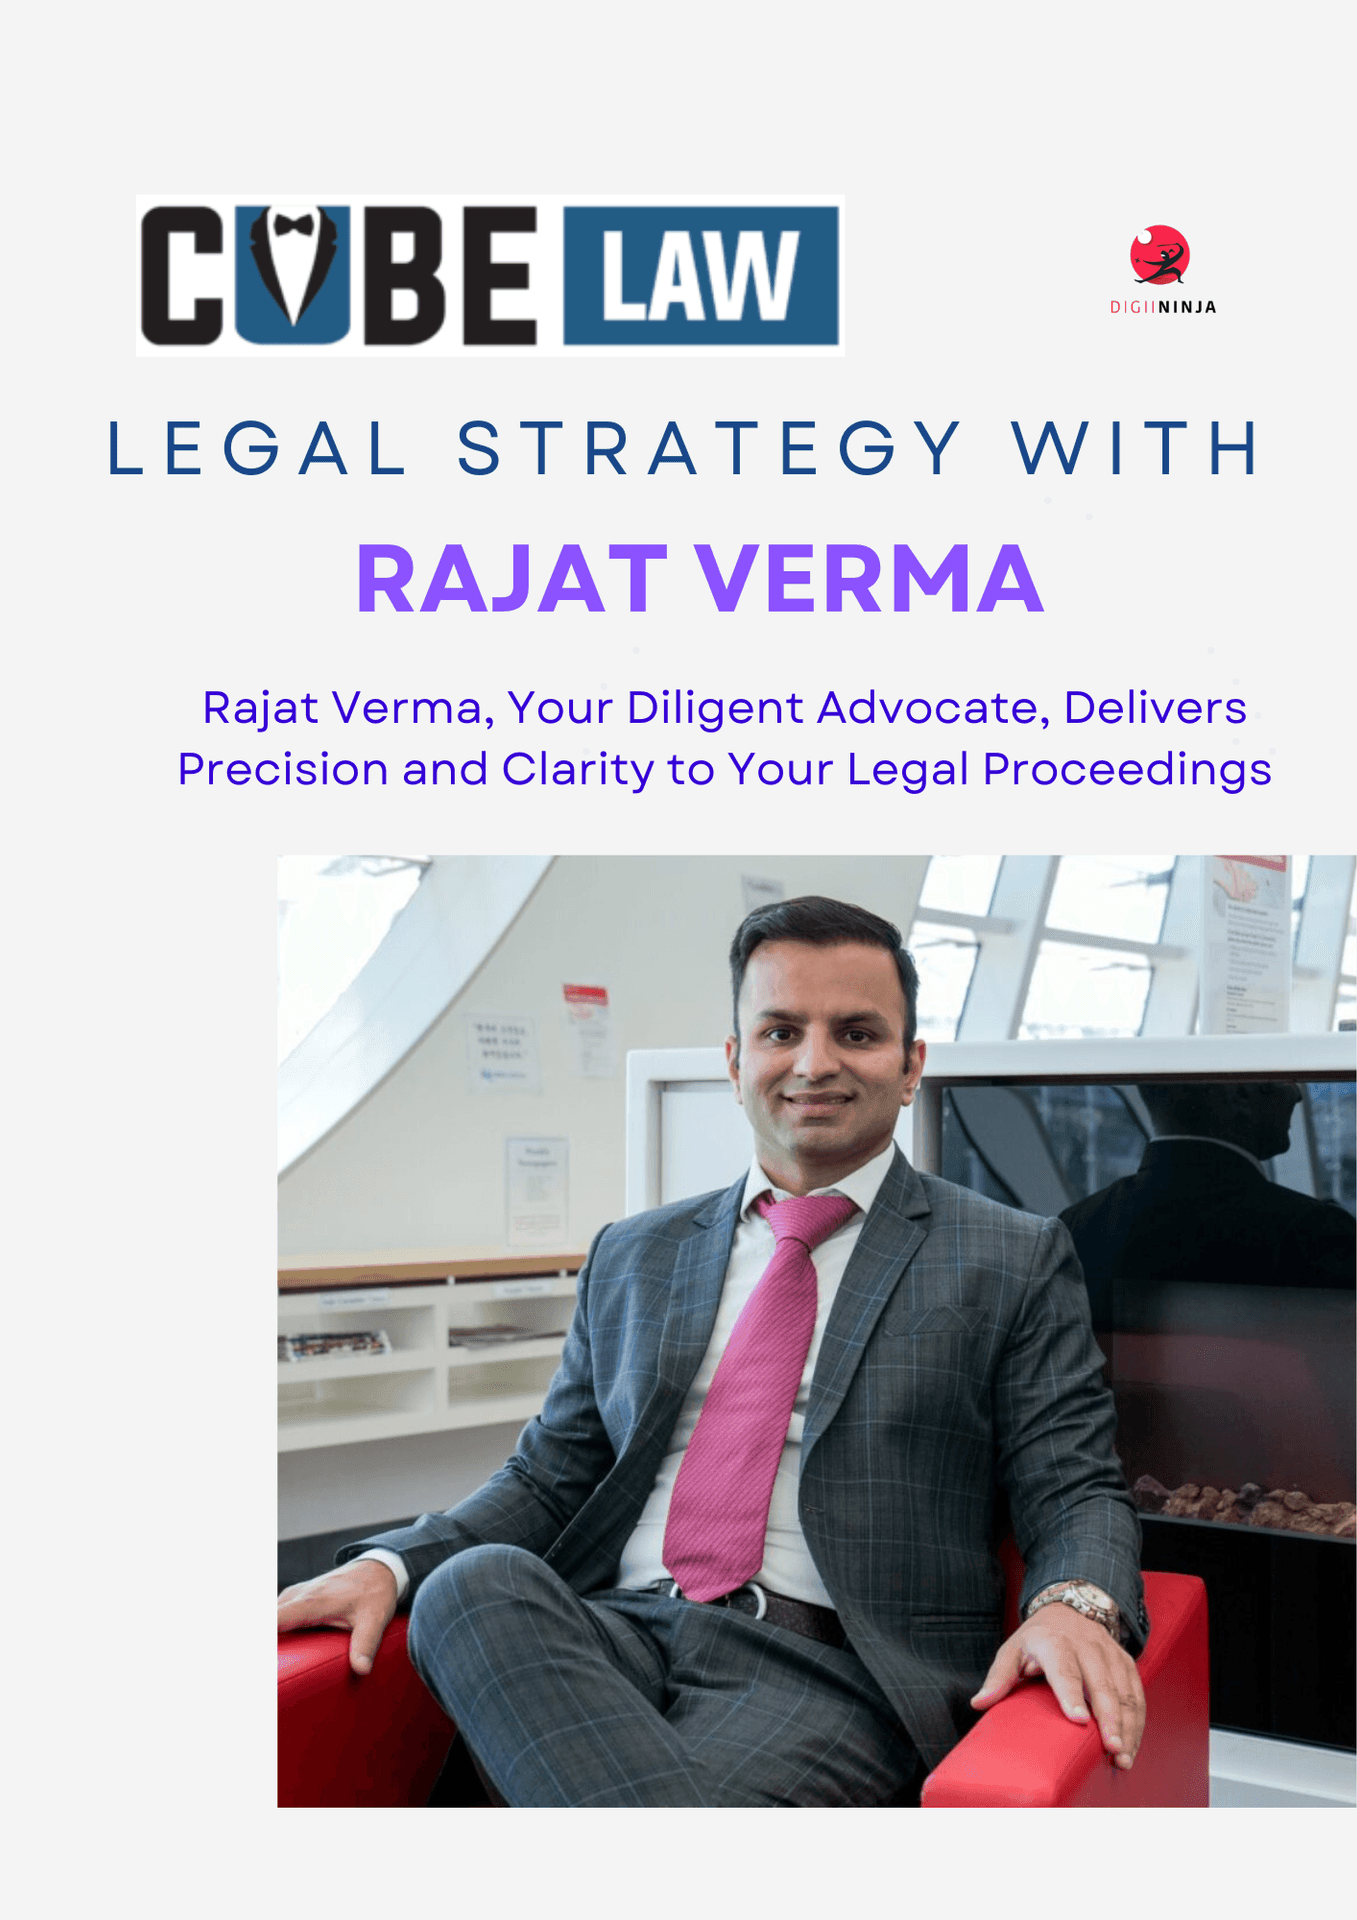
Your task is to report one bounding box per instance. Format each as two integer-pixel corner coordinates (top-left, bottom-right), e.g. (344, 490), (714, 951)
(278, 1273), (577, 1454)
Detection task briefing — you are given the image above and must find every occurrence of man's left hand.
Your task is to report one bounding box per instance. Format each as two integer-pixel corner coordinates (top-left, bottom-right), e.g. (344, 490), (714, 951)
(970, 1604), (1145, 1769)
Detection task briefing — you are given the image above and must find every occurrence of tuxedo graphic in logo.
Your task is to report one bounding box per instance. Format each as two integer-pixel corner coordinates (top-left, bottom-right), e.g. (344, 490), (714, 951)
(235, 204), (350, 343)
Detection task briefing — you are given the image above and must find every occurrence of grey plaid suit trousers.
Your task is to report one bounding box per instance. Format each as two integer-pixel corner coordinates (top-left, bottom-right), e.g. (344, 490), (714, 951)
(407, 1545), (922, 1806)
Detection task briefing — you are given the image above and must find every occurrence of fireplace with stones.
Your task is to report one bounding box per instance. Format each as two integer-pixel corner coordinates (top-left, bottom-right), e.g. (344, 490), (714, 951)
(1106, 1277), (1354, 1746)
(924, 1041), (1356, 1752)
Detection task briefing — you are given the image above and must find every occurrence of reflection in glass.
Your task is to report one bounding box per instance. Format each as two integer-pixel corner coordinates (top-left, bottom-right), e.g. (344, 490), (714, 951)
(940, 1078), (1356, 1542)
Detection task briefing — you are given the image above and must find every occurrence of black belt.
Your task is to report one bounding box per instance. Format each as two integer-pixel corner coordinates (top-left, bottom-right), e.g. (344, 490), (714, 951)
(644, 1579), (848, 1651)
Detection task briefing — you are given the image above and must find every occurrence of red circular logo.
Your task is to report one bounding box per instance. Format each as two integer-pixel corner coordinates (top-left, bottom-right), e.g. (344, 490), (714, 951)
(1130, 225), (1190, 285)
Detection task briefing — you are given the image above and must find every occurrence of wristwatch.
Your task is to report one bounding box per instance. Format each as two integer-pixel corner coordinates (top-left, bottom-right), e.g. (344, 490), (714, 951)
(1025, 1580), (1124, 1641)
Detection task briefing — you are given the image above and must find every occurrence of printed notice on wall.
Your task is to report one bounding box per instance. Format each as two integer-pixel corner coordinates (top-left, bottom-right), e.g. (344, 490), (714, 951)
(506, 1137), (569, 1248)
(1201, 856), (1292, 1034)
(563, 984), (616, 1078)
(467, 1013), (541, 1093)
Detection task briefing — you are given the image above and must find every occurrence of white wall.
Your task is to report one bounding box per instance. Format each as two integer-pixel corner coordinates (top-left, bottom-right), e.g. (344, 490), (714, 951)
(278, 854), (928, 1258)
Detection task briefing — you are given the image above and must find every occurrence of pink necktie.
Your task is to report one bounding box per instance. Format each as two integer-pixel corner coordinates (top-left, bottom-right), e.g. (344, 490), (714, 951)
(663, 1190), (859, 1603)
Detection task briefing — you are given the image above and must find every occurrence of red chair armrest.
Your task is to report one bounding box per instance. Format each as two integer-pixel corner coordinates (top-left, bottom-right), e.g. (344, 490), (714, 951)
(279, 1574), (1208, 1807)
(921, 1571), (1209, 1807)
(277, 1615), (455, 1807)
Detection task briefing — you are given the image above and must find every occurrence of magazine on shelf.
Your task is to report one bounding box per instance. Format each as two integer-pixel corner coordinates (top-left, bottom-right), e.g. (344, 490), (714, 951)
(279, 1330), (393, 1363)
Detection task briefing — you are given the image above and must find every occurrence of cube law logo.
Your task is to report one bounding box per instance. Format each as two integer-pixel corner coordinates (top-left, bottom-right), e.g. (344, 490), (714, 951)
(563, 207), (837, 345)
(235, 205), (350, 344)
(137, 196), (842, 355)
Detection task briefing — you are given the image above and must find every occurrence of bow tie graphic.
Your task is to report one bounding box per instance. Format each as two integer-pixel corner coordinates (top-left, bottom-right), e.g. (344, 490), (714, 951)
(274, 214), (314, 237)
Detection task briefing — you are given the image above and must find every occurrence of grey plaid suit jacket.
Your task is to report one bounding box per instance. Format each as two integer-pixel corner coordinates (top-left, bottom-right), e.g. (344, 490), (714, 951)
(344, 1149), (1146, 1769)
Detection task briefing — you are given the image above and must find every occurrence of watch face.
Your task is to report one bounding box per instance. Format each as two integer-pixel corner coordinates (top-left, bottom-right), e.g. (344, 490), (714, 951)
(1076, 1584), (1115, 1611)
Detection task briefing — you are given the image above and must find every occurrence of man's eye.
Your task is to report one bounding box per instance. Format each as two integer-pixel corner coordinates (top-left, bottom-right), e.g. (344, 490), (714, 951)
(844, 1028), (875, 1044)
(765, 1026), (795, 1042)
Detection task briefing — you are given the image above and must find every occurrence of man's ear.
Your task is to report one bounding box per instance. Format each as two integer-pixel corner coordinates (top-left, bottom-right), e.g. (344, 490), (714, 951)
(900, 1037), (927, 1107)
(725, 1033), (743, 1103)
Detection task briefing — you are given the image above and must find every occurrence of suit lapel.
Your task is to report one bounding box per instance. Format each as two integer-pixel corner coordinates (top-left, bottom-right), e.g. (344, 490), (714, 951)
(546, 1174), (745, 1583)
(639, 1172), (745, 1429)
(803, 1149), (931, 1457)
(249, 211), (287, 318)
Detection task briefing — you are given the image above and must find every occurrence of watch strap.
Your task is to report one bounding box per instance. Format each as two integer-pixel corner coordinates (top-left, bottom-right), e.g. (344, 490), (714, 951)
(1025, 1579), (1125, 1643)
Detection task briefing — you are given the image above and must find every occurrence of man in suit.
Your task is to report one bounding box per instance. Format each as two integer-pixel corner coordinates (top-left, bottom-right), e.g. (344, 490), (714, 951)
(277, 896), (1147, 1805)
(1062, 1081), (1355, 1326)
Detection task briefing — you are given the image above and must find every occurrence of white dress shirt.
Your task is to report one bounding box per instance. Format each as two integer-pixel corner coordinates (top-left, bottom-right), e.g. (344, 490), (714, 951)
(614, 1143), (896, 1603)
(360, 1142), (897, 1606)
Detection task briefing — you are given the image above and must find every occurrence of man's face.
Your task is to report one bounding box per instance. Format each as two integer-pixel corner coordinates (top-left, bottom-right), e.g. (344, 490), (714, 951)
(726, 940), (926, 1194)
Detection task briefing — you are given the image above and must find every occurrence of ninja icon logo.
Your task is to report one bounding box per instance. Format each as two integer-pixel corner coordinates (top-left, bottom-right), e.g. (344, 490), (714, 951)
(1130, 224), (1190, 284)
(235, 204), (350, 344)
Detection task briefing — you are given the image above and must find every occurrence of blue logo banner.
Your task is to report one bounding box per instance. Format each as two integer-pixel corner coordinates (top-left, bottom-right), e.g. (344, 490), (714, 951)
(563, 206), (839, 345)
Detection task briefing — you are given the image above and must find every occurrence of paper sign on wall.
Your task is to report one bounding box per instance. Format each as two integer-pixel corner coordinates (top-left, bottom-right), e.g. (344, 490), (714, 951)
(563, 983), (616, 1077)
(1201, 856), (1292, 1034)
(506, 1137), (569, 1248)
(467, 1013), (541, 1093)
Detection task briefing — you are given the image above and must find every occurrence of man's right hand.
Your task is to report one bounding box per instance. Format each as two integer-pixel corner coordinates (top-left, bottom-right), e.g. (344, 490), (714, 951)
(277, 1560), (399, 1676)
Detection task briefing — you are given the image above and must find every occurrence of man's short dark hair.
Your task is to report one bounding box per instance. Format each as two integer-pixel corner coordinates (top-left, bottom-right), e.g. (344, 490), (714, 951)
(729, 895), (919, 1050)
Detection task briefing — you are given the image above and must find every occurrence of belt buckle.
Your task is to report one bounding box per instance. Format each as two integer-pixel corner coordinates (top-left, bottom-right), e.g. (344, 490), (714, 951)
(728, 1581), (769, 1621)
(667, 1580), (769, 1621)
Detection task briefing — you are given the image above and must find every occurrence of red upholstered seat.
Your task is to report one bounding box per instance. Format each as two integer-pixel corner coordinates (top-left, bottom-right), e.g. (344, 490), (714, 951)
(277, 1614), (455, 1808)
(277, 1569), (1208, 1807)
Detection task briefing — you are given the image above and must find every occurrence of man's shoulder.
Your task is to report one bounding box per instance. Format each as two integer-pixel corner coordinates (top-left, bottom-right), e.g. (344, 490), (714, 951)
(587, 1179), (743, 1257)
(912, 1166), (1055, 1238)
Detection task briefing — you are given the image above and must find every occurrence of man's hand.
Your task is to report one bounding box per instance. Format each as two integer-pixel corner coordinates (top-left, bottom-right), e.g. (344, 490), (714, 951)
(277, 1561), (399, 1676)
(970, 1603), (1145, 1770)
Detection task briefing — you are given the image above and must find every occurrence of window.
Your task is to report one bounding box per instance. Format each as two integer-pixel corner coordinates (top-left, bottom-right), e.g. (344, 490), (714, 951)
(1020, 944), (1154, 1040)
(277, 855), (429, 1063)
(912, 930), (980, 1042)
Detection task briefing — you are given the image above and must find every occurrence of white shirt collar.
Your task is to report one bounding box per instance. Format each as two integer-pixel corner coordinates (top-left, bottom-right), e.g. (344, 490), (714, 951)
(741, 1138), (899, 1218)
(1149, 1134), (1267, 1177)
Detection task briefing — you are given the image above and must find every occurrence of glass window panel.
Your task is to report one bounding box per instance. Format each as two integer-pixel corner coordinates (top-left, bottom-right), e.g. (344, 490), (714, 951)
(1308, 1083), (1356, 1209)
(917, 855), (1001, 917)
(1044, 855), (1174, 943)
(1020, 941), (1152, 1039)
(278, 854), (429, 1063)
(1290, 854), (1310, 949)
(911, 932), (980, 1043)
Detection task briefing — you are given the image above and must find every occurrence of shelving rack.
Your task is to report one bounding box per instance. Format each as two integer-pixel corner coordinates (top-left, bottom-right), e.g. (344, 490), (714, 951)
(278, 1254), (584, 1454)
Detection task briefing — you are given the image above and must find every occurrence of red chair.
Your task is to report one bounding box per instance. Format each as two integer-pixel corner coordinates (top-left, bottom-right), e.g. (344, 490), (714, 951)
(277, 1569), (1208, 1807)
(921, 1568), (1208, 1806)
(277, 1614), (456, 1808)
